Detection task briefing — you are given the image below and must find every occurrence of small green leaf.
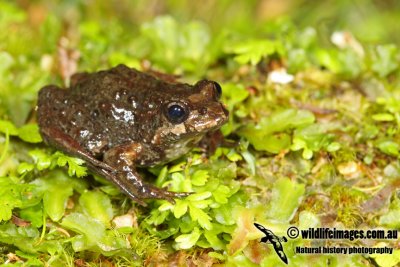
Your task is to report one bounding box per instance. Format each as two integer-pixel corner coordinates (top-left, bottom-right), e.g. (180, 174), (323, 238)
(166, 172), (192, 192)
(379, 210), (400, 228)
(241, 150), (256, 175)
(266, 177), (305, 222)
(0, 223), (39, 254)
(191, 170), (209, 186)
(213, 205), (235, 225)
(191, 199), (212, 209)
(139, 16), (212, 73)
(250, 133), (291, 154)
(230, 39), (283, 65)
(18, 124), (43, 143)
(54, 152), (87, 177)
(174, 227), (201, 249)
(158, 201), (174, 211)
(0, 194), (18, 221)
(378, 141), (399, 156)
(189, 205), (212, 230)
(29, 149), (52, 171)
(379, 198), (400, 228)
(222, 83), (249, 109)
(372, 113), (395, 121)
(61, 212), (105, 247)
(372, 44), (399, 77)
(0, 120), (18, 135)
(19, 204), (43, 227)
(226, 149), (242, 162)
(187, 191), (212, 201)
(302, 148), (313, 159)
(168, 162), (186, 173)
(327, 142), (341, 152)
(79, 191), (113, 226)
(17, 162), (35, 174)
(173, 199), (188, 218)
(204, 231), (225, 250)
(240, 109), (315, 153)
(209, 251), (226, 260)
(155, 166), (169, 186)
(0, 177), (26, 222)
(298, 211), (320, 229)
(33, 170), (76, 221)
(371, 249), (400, 267)
(213, 185), (230, 204)
(291, 138), (306, 151)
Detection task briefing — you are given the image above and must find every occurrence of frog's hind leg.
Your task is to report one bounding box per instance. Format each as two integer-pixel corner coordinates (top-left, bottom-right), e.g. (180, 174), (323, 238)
(39, 126), (114, 172)
(89, 164), (190, 207)
(86, 164), (147, 206)
(38, 126), (150, 205)
(100, 164), (190, 206)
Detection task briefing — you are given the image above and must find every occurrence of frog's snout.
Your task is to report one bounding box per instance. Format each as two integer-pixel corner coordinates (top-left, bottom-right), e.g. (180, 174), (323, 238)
(213, 103), (229, 126)
(190, 101), (228, 133)
(221, 103), (229, 118)
(207, 102), (229, 125)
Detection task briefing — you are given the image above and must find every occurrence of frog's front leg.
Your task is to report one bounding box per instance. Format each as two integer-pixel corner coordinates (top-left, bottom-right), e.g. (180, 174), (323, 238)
(103, 143), (189, 204)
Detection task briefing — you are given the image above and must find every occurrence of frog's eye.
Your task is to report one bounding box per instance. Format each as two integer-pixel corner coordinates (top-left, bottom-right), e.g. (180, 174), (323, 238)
(212, 81), (222, 99)
(197, 80), (222, 100)
(166, 103), (188, 124)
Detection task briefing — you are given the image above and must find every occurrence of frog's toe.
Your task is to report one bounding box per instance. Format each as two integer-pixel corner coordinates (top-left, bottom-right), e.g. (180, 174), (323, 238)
(140, 184), (190, 203)
(161, 190), (192, 204)
(163, 190), (192, 198)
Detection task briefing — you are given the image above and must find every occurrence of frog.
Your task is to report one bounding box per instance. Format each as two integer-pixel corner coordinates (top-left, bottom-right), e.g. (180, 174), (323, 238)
(37, 64), (229, 206)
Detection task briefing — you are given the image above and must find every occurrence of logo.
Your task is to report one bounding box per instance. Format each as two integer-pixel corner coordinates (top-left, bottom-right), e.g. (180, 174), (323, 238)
(254, 223), (288, 264)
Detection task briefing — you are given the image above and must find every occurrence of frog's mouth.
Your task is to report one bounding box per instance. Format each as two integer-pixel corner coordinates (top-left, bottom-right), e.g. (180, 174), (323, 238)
(187, 102), (229, 133)
(193, 113), (228, 132)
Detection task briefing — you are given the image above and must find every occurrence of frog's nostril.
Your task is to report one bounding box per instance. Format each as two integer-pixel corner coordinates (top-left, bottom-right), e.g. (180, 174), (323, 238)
(199, 107), (208, 115)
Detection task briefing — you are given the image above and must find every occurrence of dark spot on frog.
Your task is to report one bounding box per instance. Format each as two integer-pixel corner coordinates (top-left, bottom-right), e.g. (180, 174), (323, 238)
(37, 64), (229, 206)
(90, 109), (99, 118)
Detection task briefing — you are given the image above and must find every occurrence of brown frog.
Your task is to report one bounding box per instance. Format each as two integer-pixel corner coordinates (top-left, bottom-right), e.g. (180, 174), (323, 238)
(37, 64), (228, 206)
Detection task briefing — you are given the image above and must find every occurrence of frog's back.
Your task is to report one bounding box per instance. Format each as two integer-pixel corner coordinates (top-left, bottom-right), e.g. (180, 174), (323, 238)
(38, 64), (198, 157)
(37, 84), (107, 156)
(65, 65), (164, 146)
(65, 65), (194, 146)
(70, 65), (160, 99)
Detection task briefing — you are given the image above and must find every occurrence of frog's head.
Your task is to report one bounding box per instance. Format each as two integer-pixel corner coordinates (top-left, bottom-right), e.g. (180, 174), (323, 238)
(154, 80), (229, 144)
